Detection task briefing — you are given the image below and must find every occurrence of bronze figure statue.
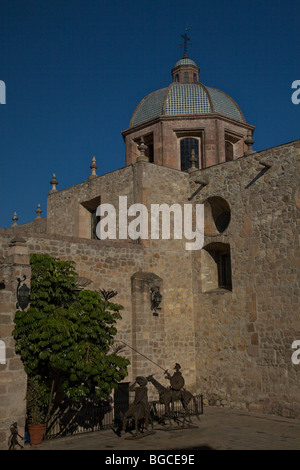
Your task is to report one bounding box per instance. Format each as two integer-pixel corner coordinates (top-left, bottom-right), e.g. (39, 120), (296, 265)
(147, 364), (200, 427)
(121, 376), (151, 437)
(165, 363), (185, 391)
(8, 422), (23, 450)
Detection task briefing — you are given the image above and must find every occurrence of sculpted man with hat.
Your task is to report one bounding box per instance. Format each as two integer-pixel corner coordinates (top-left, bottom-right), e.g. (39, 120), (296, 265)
(165, 363), (185, 391)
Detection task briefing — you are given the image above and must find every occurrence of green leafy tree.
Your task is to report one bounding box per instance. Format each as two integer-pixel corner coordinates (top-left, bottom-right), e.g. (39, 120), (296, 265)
(29, 253), (77, 309)
(13, 254), (130, 414)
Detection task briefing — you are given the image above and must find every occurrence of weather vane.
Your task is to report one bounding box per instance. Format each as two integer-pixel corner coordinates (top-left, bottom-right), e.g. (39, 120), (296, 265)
(180, 29), (192, 58)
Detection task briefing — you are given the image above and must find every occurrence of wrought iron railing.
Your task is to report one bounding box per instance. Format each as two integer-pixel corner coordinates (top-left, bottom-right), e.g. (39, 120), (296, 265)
(44, 395), (203, 440)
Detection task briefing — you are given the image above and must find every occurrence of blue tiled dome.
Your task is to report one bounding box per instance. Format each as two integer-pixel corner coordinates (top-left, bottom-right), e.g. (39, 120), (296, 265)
(130, 58), (245, 127)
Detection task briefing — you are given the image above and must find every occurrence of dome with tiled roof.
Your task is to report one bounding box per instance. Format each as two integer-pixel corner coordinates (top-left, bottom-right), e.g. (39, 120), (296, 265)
(174, 57), (198, 67)
(130, 56), (245, 127)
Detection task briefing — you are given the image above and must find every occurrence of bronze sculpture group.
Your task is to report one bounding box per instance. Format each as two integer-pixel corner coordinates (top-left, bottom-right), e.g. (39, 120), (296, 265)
(8, 365), (199, 447)
(118, 364), (200, 438)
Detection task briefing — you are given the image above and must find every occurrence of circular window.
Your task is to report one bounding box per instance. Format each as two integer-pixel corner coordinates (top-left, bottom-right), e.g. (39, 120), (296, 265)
(204, 197), (231, 236)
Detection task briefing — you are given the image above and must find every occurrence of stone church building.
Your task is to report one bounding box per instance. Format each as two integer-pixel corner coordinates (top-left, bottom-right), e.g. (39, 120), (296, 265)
(0, 52), (299, 446)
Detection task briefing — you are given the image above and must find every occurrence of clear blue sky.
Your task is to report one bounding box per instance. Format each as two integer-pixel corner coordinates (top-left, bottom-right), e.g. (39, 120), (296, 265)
(0, 0), (299, 228)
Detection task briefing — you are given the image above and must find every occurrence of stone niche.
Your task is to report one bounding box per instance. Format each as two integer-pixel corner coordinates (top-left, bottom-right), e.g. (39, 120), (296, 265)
(130, 272), (165, 389)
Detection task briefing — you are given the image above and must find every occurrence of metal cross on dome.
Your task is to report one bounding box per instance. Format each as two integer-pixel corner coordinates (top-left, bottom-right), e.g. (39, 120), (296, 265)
(180, 29), (192, 58)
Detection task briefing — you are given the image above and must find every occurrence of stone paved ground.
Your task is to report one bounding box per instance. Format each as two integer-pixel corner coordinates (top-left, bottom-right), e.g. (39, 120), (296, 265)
(24, 406), (300, 451)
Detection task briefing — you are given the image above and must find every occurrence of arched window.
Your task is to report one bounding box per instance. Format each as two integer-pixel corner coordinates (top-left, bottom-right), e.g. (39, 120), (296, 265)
(202, 242), (232, 292)
(193, 73), (197, 82)
(180, 138), (199, 171)
(184, 72), (188, 83)
(175, 74), (179, 82)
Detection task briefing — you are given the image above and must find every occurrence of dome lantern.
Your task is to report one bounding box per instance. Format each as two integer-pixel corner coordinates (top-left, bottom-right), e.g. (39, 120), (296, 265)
(171, 57), (200, 84)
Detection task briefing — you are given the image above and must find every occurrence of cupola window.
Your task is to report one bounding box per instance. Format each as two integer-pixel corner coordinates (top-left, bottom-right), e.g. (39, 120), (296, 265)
(225, 141), (234, 161)
(180, 137), (199, 171)
(134, 133), (154, 163)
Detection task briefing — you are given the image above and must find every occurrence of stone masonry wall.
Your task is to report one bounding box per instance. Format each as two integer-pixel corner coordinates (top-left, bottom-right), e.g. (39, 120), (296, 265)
(0, 237), (30, 450)
(132, 162), (197, 395)
(47, 165), (135, 237)
(46, 161), (199, 396)
(0, 161), (199, 404)
(191, 140), (300, 417)
(0, 140), (299, 424)
(0, 230), (196, 404)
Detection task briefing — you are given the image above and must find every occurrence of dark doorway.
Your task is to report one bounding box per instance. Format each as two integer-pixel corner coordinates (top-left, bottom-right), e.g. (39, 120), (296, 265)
(114, 382), (129, 424)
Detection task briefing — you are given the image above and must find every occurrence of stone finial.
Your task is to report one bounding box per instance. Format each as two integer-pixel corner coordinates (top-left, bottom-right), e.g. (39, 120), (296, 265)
(89, 156), (98, 179)
(11, 212), (18, 227)
(35, 204), (42, 220)
(188, 149), (198, 173)
(244, 131), (255, 156)
(136, 137), (149, 162)
(50, 173), (58, 192)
